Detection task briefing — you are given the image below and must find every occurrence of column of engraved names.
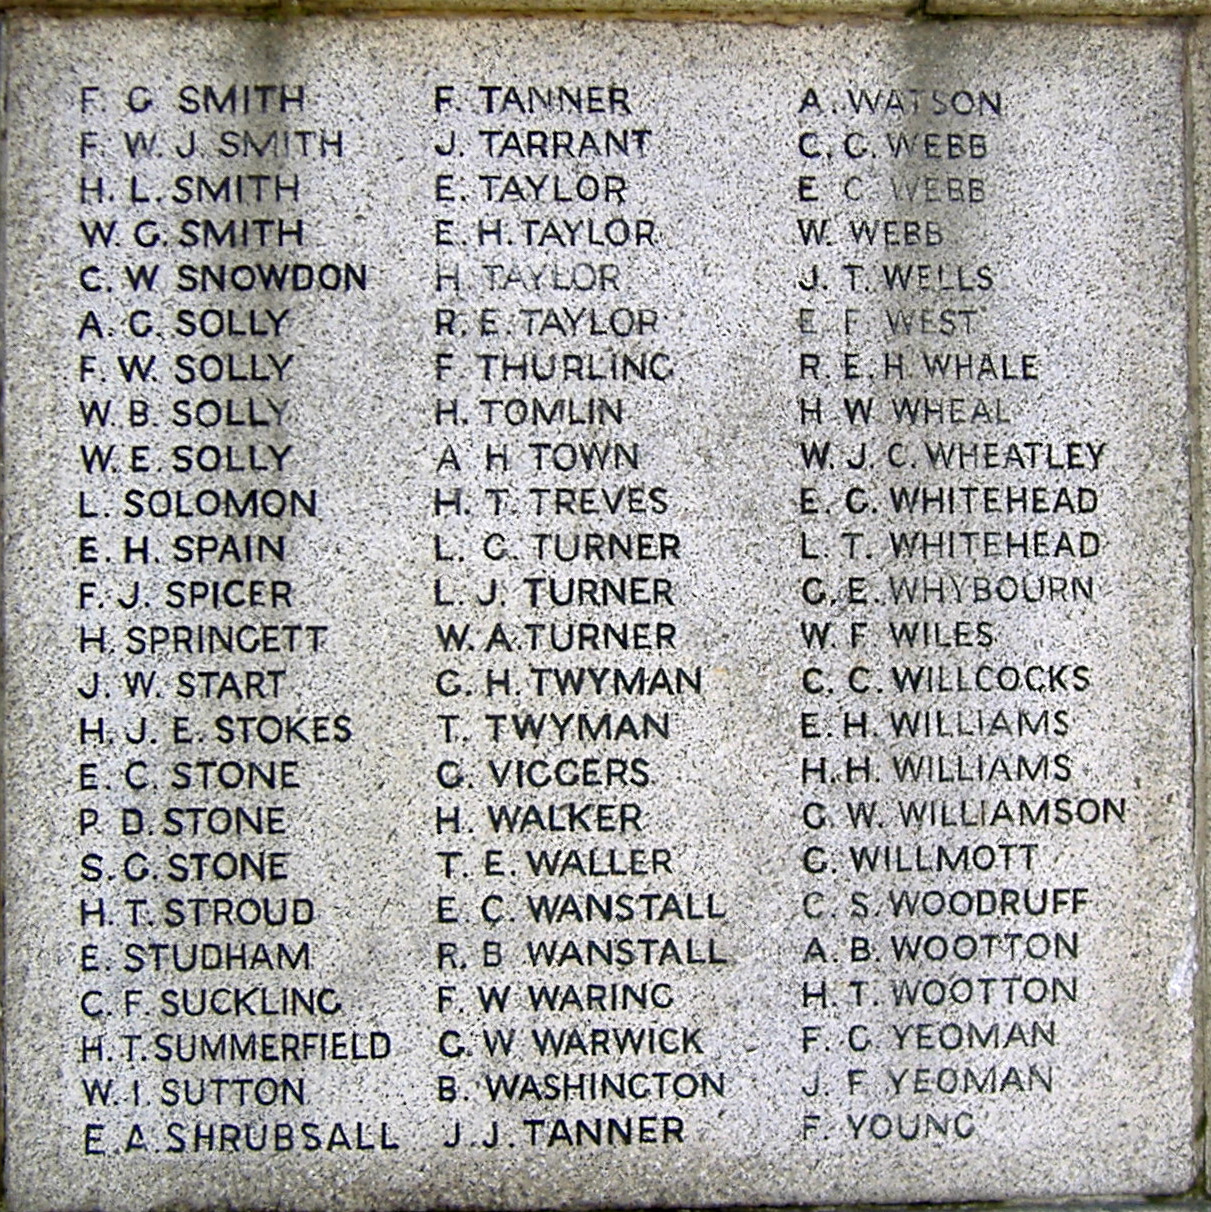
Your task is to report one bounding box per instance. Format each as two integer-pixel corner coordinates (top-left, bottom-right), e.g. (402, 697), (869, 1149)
(789, 78), (1098, 1151)
(426, 75), (729, 1157)
(68, 75), (377, 1160)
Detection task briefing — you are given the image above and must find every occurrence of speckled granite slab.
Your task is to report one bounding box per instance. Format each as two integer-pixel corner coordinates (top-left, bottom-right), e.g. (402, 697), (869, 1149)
(1, 17), (1197, 1210)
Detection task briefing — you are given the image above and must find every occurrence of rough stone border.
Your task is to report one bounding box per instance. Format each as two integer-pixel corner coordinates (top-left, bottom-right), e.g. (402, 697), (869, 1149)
(0, 1), (1210, 21)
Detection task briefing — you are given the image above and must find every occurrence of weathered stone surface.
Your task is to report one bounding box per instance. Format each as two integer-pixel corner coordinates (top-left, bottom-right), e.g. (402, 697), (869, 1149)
(0, 0), (918, 13)
(0, 0), (914, 14)
(1189, 17), (1211, 1189)
(0, 0), (1205, 13)
(1, 16), (1197, 1211)
(928, 0), (1205, 16)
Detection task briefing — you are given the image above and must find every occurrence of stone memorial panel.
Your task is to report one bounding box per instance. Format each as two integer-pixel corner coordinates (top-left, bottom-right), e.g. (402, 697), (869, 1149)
(0, 16), (1198, 1210)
